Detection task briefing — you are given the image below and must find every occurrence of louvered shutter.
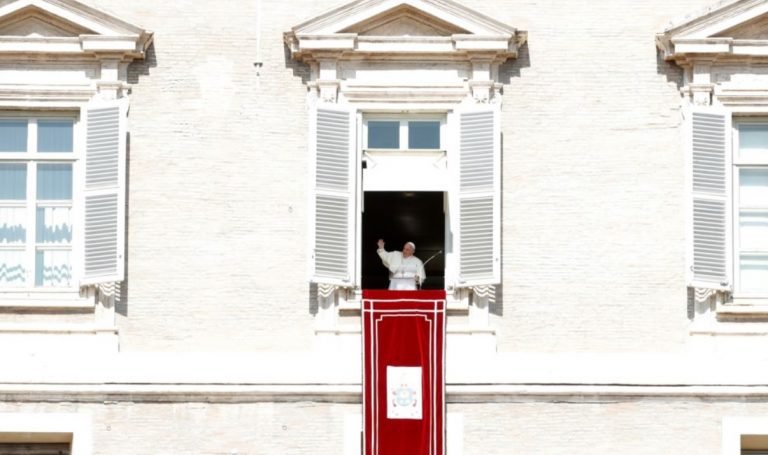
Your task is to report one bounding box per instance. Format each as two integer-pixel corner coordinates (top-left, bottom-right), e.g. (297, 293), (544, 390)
(687, 107), (731, 290)
(309, 105), (356, 286)
(455, 105), (500, 286)
(80, 98), (128, 286)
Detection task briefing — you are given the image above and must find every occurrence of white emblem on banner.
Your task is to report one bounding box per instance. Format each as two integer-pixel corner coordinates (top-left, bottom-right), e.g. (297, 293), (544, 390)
(387, 366), (422, 420)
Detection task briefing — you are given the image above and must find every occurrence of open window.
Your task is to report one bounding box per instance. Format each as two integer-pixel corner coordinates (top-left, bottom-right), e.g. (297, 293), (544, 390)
(361, 191), (446, 290)
(308, 103), (500, 293)
(288, 0), (523, 323)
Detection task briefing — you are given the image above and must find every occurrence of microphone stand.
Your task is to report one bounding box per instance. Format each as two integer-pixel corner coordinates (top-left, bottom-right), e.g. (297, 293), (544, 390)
(417, 250), (443, 290)
(423, 250), (442, 266)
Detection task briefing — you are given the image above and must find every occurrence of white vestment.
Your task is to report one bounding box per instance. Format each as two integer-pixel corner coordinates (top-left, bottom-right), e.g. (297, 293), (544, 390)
(377, 249), (426, 290)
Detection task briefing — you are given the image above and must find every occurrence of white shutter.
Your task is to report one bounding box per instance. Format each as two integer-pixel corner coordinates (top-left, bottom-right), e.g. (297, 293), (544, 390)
(309, 104), (356, 286)
(80, 98), (128, 286)
(455, 105), (500, 286)
(687, 107), (731, 290)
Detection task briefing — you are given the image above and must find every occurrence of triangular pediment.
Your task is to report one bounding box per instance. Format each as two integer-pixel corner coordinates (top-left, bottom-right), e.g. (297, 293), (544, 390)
(713, 12), (768, 39)
(289, 0), (518, 37)
(658, 0), (768, 60)
(285, 0), (526, 61)
(0, 6), (93, 37)
(0, 0), (152, 57)
(340, 5), (468, 36)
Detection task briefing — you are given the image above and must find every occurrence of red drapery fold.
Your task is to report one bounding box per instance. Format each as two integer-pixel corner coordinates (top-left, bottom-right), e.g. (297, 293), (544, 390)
(363, 290), (446, 455)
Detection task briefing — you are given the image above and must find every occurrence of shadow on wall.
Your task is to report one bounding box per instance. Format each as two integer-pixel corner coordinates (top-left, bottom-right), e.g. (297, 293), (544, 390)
(116, 44), (157, 317)
(116, 131), (132, 317)
(127, 43), (158, 85)
(656, 48), (684, 90)
(309, 282), (318, 316)
(498, 42), (531, 85)
(284, 44), (311, 85)
(490, 284), (503, 317)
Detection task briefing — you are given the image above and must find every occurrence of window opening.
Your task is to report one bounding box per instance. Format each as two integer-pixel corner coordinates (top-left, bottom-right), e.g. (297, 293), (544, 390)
(735, 122), (768, 295)
(361, 191), (445, 290)
(365, 117), (443, 151)
(0, 117), (75, 289)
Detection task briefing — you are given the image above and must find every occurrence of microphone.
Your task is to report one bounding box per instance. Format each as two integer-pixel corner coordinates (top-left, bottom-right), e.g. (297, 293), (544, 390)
(423, 250), (442, 266)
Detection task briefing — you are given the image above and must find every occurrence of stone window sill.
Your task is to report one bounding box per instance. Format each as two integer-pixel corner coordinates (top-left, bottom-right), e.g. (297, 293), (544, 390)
(718, 296), (768, 312)
(0, 290), (92, 310)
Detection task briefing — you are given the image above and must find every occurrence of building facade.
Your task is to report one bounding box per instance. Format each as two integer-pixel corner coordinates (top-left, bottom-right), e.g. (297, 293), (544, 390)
(1, 0), (768, 453)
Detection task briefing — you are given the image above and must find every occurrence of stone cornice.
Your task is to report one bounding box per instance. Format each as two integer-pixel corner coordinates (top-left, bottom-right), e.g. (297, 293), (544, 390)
(285, 33), (524, 63)
(0, 0), (153, 61)
(289, 0), (519, 37)
(657, 0), (768, 63)
(284, 0), (526, 64)
(285, 0), (525, 104)
(661, 0), (766, 40)
(5, 383), (768, 404)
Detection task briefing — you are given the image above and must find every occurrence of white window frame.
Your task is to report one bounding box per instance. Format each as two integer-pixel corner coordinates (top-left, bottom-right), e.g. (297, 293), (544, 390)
(732, 119), (768, 300)
(0, 413), (91, 455)
(356, 110), (453, 299)
(723, 417), (768, 455)
(0, 112), (82, 296)
(312, 104), (500, 301)
(363, 114), (447, 152)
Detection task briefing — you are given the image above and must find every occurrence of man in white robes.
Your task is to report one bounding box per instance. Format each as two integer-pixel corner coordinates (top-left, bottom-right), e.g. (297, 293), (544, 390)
(376, 239), (426, 290)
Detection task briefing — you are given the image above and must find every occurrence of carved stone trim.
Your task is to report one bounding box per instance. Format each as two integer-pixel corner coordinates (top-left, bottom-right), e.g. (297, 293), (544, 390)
(286, 0), (524, 106)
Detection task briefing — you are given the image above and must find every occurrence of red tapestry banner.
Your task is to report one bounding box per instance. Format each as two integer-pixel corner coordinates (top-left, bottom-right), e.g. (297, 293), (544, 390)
(362, 290), (446, 455)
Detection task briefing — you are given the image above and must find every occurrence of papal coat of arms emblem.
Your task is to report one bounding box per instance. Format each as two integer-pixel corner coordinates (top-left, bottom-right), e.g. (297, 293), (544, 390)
(387, 366), (422, 420)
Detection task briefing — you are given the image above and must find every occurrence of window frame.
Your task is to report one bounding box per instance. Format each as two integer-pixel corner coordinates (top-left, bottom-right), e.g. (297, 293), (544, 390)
(0, 112), (82, 294)
(362, 113), (446, 152)
(0, 413), (90, 455)
(723, 417), (768, 455)
(732, 118), (768, 299)
(311, 104), (500, 297)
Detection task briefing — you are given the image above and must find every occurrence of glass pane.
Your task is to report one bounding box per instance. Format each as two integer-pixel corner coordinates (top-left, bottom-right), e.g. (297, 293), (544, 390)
(0, 163), (26, 200)
(35, 249), (71, 287)
(0, 120), (27, 152)
(739, 124), (768, 161)
(36, 206), (72, 243)
(739, 254), (768, 293)
(0, 249), (26, 286)
(38, 120), (74, 153)
(408, 121), (440, 149)
(739, 169), (768, 208)
(37, 163), (72, 200)
(0, 206), (26, 244)
(368, 121), (399, 149)
(740, 211), (768, 251)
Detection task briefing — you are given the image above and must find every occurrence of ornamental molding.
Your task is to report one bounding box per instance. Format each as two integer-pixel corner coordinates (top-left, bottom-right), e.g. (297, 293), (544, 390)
(0, 0), (153, 99)
(656, 0), (768, 105)
(0, 0), (152, 60)
(657, 0), (768, 65)
(285, 0), (526, 104)
(285, 0), (526, 62)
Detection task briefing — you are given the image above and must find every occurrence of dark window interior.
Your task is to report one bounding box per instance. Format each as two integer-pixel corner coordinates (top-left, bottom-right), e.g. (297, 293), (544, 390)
(362, 191), (445, 290)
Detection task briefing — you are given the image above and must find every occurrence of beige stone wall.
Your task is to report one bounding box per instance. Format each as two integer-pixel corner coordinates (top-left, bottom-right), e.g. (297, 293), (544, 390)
(0, 401), (354, 455)
(4, 1), (768, 453)
(78, 0), (717, 353)
(3, 398), (768, 454)
(86, 0), (316, 352)
(493, 0), (706, 352)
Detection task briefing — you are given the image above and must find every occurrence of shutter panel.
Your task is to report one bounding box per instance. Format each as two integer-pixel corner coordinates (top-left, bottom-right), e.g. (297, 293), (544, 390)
(80, 98), (128, 286)
(687, 107), (731, 290)
(309, 104), (356, 286)
(456, 105), (500, 286)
